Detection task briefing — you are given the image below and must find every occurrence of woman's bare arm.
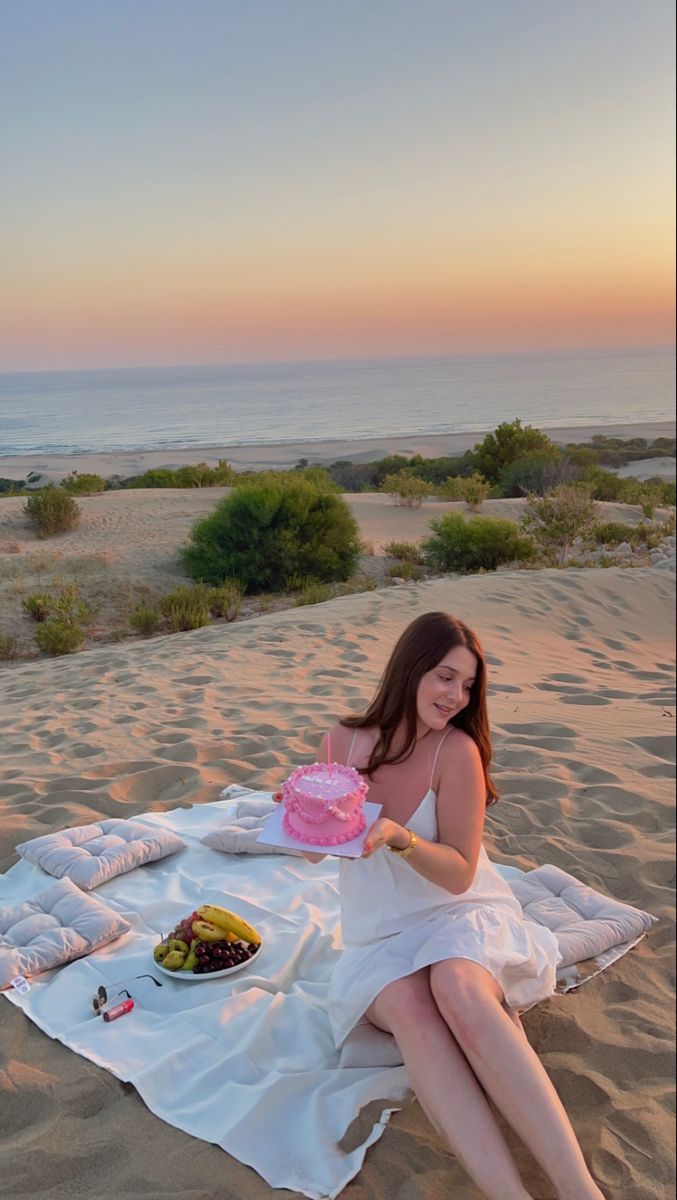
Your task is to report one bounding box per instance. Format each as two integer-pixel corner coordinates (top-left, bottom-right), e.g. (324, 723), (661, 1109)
(362, 732), (486, 894)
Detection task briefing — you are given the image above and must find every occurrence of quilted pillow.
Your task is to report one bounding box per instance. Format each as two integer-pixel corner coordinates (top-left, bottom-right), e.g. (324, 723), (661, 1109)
(15, 819), (186, 891)
(0, 878), (131, 989)
(508, 864), (656, 968)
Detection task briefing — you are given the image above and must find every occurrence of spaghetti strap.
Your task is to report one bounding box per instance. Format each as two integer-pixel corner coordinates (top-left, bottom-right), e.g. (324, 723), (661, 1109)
(428, 727), (453, 790)
(346, 729), (359, 767)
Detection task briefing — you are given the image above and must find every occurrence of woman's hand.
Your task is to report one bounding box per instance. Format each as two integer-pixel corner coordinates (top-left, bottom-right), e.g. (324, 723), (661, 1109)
(362, 817), (409, 858)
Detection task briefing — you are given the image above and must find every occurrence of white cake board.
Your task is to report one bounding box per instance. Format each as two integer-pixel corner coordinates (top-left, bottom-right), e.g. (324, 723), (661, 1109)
(256, 801), (383, 858)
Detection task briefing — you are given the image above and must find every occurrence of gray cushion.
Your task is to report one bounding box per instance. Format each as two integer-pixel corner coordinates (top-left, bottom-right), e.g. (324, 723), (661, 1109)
(0, 878), (131, 989)
(15, 819), (186, 891)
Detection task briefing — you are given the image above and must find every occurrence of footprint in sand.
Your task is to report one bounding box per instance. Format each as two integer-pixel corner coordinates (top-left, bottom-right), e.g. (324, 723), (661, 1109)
(565, 761), (618, 785)
(548, 673), (588, 684)
(625, 735), (675, 763)
(500, 722), (577, 739)
(642, 761), (676, 778)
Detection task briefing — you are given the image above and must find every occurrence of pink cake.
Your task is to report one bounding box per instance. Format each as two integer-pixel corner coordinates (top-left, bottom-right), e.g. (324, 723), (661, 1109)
(282, 762), (368, 846)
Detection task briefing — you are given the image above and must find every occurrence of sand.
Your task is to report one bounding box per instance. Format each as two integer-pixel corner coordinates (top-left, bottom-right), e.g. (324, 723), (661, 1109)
(0, 495), (675, 1198)
(0, 419), (674, 483)
(1, 488), (671, 659)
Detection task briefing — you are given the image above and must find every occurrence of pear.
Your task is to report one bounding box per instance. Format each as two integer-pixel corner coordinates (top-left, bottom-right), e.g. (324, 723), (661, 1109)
(153, 942), (170, 963)
(181, 940), (200, 972)
(166, 938), (189, 955)
(163, 949), (187, 970)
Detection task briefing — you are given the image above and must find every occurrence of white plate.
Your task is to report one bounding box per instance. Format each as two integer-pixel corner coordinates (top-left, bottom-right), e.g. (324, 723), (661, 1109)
(155, 942), (263, 981)
(256, 800), (382, 857)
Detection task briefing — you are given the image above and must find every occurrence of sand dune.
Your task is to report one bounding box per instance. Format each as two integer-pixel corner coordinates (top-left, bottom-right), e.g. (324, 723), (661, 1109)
(0, 564), (674, 1200)
(2, 486), (672, 661)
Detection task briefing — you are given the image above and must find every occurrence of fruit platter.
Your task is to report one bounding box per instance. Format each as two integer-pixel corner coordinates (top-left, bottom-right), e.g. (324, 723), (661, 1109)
(153, 903), (262, 979)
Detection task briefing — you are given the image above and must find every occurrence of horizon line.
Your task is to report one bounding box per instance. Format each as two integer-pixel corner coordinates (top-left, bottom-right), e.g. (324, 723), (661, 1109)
(0, 341), (675, 379)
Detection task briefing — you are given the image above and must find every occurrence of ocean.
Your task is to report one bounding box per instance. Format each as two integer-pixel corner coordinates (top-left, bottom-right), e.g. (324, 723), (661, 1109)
(0, 347), (674, 458)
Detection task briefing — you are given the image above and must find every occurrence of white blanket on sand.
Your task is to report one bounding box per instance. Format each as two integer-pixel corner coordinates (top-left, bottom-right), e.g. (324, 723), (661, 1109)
(1, 788), (656, 1200)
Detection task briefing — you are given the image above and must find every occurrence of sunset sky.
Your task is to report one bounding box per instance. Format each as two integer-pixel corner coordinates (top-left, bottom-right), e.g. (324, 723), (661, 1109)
(2, 0), (675, 371)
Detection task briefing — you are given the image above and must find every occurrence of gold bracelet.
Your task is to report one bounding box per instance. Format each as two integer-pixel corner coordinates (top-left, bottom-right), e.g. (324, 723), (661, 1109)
(388, 828), (418, 859)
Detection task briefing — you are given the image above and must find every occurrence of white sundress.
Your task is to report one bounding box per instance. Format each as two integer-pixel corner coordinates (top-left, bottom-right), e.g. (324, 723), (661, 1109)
(327, 730), (561, 1049)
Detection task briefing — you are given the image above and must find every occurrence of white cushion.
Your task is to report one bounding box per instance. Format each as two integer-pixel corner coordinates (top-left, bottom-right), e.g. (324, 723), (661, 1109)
(15, 819), (186, 891)
(0, 878), (131, 989)
(202, 795), (302, 856)
(508, 864), (656, 967)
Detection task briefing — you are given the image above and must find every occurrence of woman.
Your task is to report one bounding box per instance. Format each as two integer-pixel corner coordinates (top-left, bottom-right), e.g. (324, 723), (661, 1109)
(284, 611), (605, 1200)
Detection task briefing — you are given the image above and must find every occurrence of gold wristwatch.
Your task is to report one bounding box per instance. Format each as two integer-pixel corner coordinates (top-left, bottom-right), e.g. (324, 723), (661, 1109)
(388, 828), (418, 858)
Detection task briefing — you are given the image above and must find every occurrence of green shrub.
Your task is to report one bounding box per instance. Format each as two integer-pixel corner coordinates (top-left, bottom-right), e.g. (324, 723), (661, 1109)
(520, 484), (598, 564)
(181, 476), (361, 592)
(653, 478), (675, 508)
(24, 487), (81, 536)
(160, 585), (212, 632)
(61, 472), (106, 495)
(174, 461), (237, 488)
(295, 583), (333, 606)
(21, 593), (54, 622)
(129, 605), (162, 636)
(423, 513), (535, 573)
(581, 467), (626, 501)
(385, 560), (424, 580)
(441, 472), (491, 509)
(382, 540), (425, 564)
(124, 461), (236, 489)
(207, 581), (243, 621)
(468, 420), (557, 485)
(23, 584), (90, 627)
(0, 634), (17, 660)
(0, 477), (25, 494)
(380, 470), (430, 507)
(53, 583), (92, 624)
(498, 453), (582, 497)
(592, 522), (641, 546)
(35, 619), (85, 655)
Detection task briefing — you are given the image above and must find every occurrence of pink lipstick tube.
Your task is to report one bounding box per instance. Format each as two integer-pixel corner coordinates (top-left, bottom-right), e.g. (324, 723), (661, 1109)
(102, 998), (135, 1023)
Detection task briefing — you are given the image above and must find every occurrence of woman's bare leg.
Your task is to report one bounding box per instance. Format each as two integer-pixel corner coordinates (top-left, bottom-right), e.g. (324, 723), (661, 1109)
(365, 969), (534, 1200)
(429, 959), (605, 1200)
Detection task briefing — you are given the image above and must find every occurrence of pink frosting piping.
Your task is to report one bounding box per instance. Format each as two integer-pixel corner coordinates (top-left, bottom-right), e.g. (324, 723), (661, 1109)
(282, 762), (368, 845)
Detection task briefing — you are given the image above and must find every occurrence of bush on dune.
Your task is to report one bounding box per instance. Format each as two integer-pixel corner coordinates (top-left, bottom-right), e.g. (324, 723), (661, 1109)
(423, 512), (535, 573)
(440, 472), (491, 509)
(160, 585), (212, 632)
(520, 484), (598, 564)
(467, 419), (558, 485)
(24, 487), (81, 536)
(181, 475), (361, 592)
(498, 452), (584, 497)
(61, 472), (106, 495)
(380, 470), (430, 507)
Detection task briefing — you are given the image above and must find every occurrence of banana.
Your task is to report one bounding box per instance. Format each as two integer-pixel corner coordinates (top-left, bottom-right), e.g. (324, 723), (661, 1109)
(192, 919), (234, 943)
(197, 904), (262, 946)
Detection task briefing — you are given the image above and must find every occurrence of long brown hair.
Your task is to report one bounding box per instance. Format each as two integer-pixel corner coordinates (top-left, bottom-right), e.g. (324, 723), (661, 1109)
(341, 611), (498, 805)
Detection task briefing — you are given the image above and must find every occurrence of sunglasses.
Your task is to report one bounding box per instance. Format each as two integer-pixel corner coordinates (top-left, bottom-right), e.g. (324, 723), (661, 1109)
(92, 973), (162, 1015)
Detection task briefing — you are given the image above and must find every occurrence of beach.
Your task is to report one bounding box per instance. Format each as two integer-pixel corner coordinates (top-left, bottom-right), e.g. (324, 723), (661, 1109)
(0, 470), (675, 1199)
(0, 568), (674, 1199)
(0, 419), (675, 483)
(0, 417), (675, 1200)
